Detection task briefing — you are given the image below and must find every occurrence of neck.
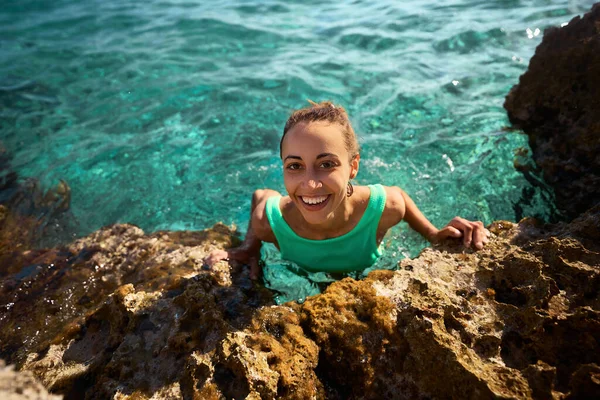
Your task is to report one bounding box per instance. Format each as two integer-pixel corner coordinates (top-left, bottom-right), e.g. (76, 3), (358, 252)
(307, 195), (354, 234)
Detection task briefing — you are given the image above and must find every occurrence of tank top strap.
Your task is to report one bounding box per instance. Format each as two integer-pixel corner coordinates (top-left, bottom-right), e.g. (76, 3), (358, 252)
(364, 184), (387, 237)
(265, 195), (288, 237)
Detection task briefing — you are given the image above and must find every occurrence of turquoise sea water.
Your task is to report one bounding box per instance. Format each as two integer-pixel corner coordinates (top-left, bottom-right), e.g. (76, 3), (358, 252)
(1, 0), (594, 301)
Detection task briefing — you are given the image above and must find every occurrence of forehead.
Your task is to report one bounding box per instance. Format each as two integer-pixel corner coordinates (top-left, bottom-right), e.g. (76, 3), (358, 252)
(282, 121), (347, 155)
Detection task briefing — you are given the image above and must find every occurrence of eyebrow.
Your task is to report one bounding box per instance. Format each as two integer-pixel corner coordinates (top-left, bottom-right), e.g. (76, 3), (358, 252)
(283, 153), (338, 162)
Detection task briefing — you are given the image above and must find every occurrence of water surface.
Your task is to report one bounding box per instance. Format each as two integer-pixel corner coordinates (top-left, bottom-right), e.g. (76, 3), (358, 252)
(1, 0), (594, 301)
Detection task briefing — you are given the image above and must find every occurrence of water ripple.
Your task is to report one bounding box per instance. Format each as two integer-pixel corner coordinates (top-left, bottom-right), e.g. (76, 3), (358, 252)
(0, 0), (594, 252)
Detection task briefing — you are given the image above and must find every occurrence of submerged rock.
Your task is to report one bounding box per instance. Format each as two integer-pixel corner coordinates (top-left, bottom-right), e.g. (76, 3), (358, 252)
(0, 145), (74, 276)
(504, 4), (600, 218)
(0, 206), (598, 399)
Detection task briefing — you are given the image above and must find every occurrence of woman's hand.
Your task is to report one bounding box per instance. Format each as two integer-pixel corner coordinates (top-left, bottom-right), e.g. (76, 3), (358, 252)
(203, 247), (262, 280)
(433, 217), (491, 250)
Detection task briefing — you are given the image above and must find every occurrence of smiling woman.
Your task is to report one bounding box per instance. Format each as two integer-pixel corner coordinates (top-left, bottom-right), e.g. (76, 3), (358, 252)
(281, 120), (359, 227)
(204, 101), (490, 279)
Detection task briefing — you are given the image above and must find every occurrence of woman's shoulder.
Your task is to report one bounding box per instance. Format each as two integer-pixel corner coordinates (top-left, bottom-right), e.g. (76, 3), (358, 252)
(252, 189), (283, 218)
(251, 189), (283, 242)
(253, 188), (281, 202)
(374, 185), (406, 229)
(380, 185), (404, 204)
(358, 184), (404, 205)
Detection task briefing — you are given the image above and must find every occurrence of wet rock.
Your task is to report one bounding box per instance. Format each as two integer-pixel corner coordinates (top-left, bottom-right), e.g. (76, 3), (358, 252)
(0, 205), (598, 399)
(0, 146), (74, 275)
(0, 359), (61, 399)
(3, 218), (327, 398)
(504, 4), (600, 218)
(568, 363), (600, 399)
(299, 275), (407, 398)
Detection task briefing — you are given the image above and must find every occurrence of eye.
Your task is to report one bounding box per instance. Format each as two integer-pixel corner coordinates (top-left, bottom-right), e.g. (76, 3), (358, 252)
(286, 163), (302, 171)
(319, 160), (337, 169)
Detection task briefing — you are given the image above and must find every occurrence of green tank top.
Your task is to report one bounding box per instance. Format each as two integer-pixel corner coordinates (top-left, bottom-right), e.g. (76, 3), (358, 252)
(265, 184), (387, 273)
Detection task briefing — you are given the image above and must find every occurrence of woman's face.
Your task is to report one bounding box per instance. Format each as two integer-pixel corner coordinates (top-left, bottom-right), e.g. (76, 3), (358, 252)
(280, 121), (359, 226)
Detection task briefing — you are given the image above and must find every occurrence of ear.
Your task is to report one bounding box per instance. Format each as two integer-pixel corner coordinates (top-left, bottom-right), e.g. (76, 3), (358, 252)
(349, 154), (360, 179)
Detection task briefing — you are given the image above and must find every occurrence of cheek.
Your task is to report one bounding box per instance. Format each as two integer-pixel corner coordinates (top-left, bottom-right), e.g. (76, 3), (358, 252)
(322, 170), (347, 186)
(317, 175), (345, 197)
(283, 173), (298, 193)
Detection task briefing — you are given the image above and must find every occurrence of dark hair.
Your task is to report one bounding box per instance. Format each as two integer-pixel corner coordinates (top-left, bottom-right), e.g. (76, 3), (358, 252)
(280, 100), (360, 161)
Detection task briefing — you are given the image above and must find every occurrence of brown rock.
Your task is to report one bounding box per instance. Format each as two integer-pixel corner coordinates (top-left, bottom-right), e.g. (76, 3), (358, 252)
(0, 359), (61, 400)
(568, 363), (600, 399)
(504, 4), (600, 217)
(0, 209), (598, 399)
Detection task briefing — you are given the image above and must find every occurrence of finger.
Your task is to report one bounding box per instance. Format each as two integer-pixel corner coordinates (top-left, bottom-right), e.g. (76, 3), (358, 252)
(449, 218), (473, 247)
(473, 222), (485, 249)
(208, 250), (229, 264)
(485, 228), (491, 237)
(203, 249), (229, 267)
(464, 228), (473, 247)
(450, 216), (469, 226)
(439, 226), (462, 239)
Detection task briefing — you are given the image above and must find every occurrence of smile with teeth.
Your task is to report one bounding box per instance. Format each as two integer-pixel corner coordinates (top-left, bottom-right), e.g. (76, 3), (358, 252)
(300, 195), (329, 205)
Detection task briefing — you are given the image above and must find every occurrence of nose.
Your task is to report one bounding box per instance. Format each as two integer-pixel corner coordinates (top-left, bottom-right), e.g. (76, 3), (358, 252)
(302, 169), (322, 190)
(305, 179), (322, 189)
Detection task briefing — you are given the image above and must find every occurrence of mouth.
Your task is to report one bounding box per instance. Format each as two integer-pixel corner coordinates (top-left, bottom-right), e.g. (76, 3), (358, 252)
(298, 194), (331, 211)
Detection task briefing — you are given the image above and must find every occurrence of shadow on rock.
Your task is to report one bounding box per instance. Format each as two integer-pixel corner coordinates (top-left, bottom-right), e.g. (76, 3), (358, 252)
(504, 4), (600, 218)
(2, 221), (325, 398)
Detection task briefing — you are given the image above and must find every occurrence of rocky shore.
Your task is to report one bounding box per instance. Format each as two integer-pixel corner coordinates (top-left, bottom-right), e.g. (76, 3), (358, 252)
(1, 4), (599, 399)
(504, 4), (600, 219)
(0, 360), (61, 400)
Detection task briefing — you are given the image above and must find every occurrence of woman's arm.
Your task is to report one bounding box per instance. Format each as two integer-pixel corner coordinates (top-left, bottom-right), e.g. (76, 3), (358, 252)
(203, 189), (279, 279)
(381, 186), (489, 249)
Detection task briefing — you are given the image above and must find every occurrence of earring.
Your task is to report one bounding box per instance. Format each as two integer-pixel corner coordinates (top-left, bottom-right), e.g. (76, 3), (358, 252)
(346, 181), (354, 197)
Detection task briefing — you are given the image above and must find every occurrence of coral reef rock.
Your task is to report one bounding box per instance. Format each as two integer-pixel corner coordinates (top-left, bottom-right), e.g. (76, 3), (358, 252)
(1, 205), (599, 399)
(504, 3), (600, 218)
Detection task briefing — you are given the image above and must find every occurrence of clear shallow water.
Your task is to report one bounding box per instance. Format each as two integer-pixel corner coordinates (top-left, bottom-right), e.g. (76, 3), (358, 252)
(1, 0), (594, 301)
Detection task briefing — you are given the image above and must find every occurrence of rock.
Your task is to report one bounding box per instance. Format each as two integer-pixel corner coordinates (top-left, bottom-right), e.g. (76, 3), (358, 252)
(0, 133), (599, 398)
(0, 219), (323, 399)
(0, 147), (74, 275)
(0, 359), (61, 400)
(504, 4), (600, 218)
(0, 205), (598, 399)
(568, 363), (600, 399)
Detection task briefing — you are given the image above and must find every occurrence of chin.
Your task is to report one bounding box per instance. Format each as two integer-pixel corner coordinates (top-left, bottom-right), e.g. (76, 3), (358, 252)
(298, 204), (336, 226)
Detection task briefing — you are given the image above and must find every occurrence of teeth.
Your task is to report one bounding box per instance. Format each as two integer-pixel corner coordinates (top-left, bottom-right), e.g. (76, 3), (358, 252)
(301, 195), (328, 205)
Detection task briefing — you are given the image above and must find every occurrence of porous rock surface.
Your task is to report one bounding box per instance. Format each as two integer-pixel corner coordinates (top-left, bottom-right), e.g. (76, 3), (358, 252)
(1, 205), (599, 399)
(504, 3), (600, 217)
(0, 360), (62, 400)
